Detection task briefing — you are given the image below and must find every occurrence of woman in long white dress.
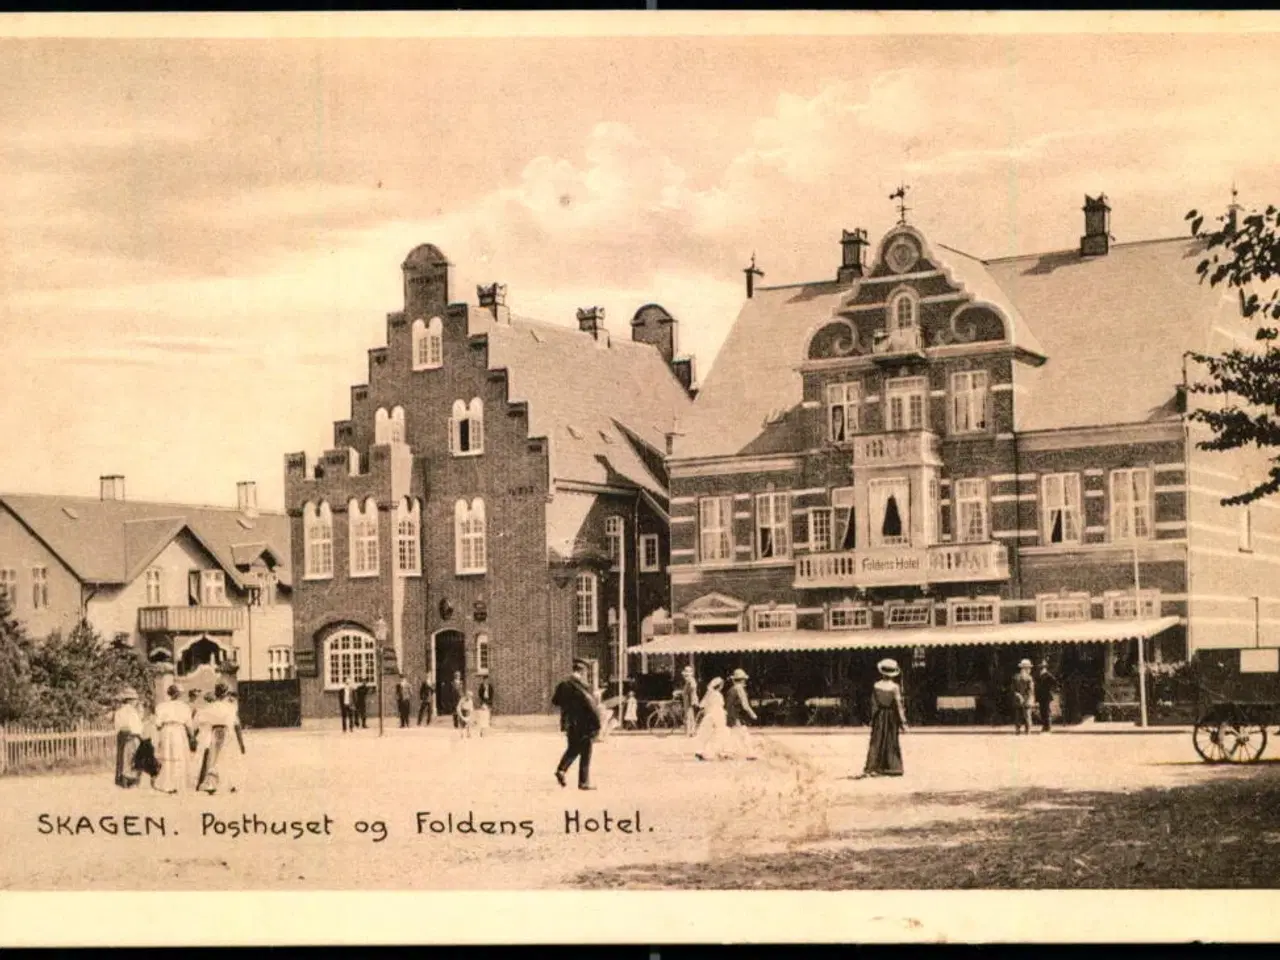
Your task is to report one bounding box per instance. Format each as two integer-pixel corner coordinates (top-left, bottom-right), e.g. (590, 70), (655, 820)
(694, 678), (732, 761)
(198, 684), (245, 794)
(152, 685), (193, 794)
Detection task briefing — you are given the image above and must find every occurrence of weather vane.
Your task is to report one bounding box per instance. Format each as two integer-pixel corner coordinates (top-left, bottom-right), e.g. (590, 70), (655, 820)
(889, 183), (911, 224)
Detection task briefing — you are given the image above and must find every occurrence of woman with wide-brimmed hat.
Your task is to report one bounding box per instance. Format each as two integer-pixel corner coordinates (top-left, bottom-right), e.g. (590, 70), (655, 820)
(858, 658), (908, 778)
(724, 668), (760, 760)
(693, 677), (731, 761)
(1012, 658), (1035, 735)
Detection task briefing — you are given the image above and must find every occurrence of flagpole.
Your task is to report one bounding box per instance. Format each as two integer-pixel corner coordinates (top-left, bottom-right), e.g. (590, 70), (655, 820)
(1132, 543), (1148, 729)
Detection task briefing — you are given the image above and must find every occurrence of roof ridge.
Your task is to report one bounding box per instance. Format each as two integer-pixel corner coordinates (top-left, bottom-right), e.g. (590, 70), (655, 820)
(0, 492), (286, 516)
(983, 235), (1196, 265)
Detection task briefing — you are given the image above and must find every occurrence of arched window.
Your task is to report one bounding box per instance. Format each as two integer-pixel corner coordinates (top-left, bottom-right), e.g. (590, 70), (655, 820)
(412, 316), (443, 371)
(449, 397), (485, 456)
(890, 290), (918, 330)
(390, 405), (406, 445)
(323, 630), (378, 691)
(303, 501), (334, 579)
(348, 497), (380, 577)
(374, 407), (390, 445)
(576, 573), (598, 632)
(454, 498), (487, 574)
(605, 516), (624, 570)
(396, 497), (421, 576)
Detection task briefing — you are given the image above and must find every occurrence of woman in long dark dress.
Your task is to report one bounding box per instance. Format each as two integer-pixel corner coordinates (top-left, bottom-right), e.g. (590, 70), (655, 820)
(858, 658), (909, 777)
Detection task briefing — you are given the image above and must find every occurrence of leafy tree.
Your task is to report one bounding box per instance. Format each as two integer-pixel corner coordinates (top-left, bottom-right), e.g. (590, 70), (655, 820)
(1185, 201), (1280, 504)
(21, 619), (153, 726)
(0, 591), (33, 722)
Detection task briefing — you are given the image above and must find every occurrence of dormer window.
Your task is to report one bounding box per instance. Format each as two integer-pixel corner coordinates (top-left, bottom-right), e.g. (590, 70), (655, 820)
(412, 316), (443, 371)
(890, 290), (918, 330)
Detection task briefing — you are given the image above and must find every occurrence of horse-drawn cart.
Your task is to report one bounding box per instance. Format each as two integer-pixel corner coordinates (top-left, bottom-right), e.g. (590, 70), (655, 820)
(1191, 701), (1275, 764)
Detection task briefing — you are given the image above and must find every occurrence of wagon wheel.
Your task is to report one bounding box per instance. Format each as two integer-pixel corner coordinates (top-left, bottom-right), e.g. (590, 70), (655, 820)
(1192, 718), (1230, 763)
(1221, 723), (1268, 764)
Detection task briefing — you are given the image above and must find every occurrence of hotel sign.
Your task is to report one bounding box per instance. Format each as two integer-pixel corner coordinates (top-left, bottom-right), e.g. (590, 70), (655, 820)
(794, 542), (1010, 589)
(858, 551), (926, 581)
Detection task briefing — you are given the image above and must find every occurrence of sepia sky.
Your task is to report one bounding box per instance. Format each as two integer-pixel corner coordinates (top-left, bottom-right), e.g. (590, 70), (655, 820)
(2, 20), (1278, 510)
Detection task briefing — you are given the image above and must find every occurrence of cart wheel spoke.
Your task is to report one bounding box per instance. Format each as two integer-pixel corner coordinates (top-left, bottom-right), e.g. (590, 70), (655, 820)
(1193, 719), (1229, 763)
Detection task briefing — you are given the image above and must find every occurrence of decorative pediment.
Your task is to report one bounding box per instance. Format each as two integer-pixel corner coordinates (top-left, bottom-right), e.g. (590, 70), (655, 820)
(806, 318), (866, 360)
(929, 304), (1009, 347)
(683, 592), (748, 617)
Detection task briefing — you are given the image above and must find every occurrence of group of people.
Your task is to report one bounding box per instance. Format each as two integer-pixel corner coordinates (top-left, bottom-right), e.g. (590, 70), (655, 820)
(371, 670), (495, 737)
(111, 682), (245, 794)
(1011, 658), (1060, 734)
(336, 679), (372, 732)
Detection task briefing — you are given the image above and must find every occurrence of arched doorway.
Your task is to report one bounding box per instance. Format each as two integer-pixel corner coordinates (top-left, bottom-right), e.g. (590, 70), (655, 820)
(178, 636), (224, 677)
(432, 629), (466, 718)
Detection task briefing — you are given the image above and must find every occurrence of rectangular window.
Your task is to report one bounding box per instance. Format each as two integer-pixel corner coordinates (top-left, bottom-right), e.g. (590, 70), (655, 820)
(30, 566), (48, 611)
(885, 376), (928, 432)
(0, 568), (16, 607)
(808, 508), (834, 553)
(949, 599), (998, 626)
(869, 478), (911, 548)
(606, 517), (624, 571)
(144, 567), (163, 606)
(828, 605), (871, 630)
(267, 646), (294, 681)
(476, 635), (491, 674)
(1038, 593), (1092, 622)
(352, 512), (380, 577)
(955, 478), (988, 543)
(200, 570), (226, 606)
(576, 574), (598, 632)
(1042, 473), (1083, 545)
(1110, 468), (1152, 542)
(885, 601), (933, 627)
(640, 534), (660, 572)
(1104, 590), (1160, 620)
(832, 487), (857, 550)
(950, 370), (989, 434)
(698, 496), (734, 564)
(826, 382), (861, 442)
(751, 607), (797, 632)
(755, 492), (791, 559)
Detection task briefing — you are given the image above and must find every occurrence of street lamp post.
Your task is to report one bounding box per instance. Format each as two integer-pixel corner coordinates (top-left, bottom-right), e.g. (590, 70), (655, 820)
(374, 615), (388, 738)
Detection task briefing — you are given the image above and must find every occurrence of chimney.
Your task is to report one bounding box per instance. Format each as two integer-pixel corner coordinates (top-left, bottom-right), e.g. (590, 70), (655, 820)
(237, 481), (259, 518)
(1080, 194), (1111, 257)
(837, 228), (868, 283)
(743, 253), (765, 299)
(672, 357), (696, 396)
(477, 282), (510, 325)
(99, 475), (125, 501)
(577, 306), (608, 345)
(630, 304), (677, 364)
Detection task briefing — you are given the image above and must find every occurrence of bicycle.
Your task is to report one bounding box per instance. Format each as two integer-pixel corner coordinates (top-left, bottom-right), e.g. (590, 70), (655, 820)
(645, 699), (683, 733)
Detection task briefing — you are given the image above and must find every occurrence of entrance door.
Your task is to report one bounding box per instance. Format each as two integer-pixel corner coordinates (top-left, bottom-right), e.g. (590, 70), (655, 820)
(434, 630), (466, 717)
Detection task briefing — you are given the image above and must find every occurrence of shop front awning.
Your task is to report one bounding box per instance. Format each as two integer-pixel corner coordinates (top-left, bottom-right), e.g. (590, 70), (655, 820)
(630, 616), (1183, 656)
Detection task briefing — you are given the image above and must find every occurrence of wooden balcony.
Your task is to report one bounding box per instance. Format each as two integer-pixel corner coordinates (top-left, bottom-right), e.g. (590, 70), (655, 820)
(138, 605), (245, 634)
(851, 431), (942, 468)
(794, 542), (1010, 588)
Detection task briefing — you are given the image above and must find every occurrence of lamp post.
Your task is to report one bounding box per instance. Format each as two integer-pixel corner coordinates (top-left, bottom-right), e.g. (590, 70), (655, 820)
(374, 615), (388, 738)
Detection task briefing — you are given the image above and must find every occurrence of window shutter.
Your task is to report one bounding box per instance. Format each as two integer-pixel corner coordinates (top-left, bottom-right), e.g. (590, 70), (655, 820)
(472, 413), (484, 453)
(447, 416), (457, 456)
(188, 570), (201, 606)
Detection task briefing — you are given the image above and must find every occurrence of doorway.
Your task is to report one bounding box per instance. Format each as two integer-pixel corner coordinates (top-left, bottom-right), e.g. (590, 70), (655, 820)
(433, 629), (466, 717)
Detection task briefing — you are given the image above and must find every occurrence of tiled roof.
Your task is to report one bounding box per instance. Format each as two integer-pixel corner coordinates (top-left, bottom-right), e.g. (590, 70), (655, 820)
(0, 494), (292, 589)
(472, 310), (693, 499)
(674, 234), (1244, 458)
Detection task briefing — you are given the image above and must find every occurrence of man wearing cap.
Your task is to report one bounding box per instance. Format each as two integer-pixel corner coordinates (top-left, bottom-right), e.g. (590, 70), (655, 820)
(1012, 659), (1035, 734)
(551, 658), (602, 790)
(1034, 659), (1060, 734)
(112, 688), (144, 788)
(724, 668), (759, 760)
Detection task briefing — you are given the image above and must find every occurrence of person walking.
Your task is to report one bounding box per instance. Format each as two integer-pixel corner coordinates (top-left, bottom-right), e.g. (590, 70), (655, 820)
(680, 665), (700, 737)
(339, 680), (355, 732)
(622, 690), (639, 731)
(1035, 659), (1060, 733)
(417, 672), (434, 726)
(858, 659), (909, 778)
(449, 671), (465, 728)
(353, 681), (369, 729)
(395, 676), (412, 729)
(197, 683), (245, 794)
(724, 668), (759, 760)
(152, 684), (193, 794)
(475, 675), (494, 737)
(551, 658), (601, 790)
(1012, 659), (1035, 734)
(112, 688), (144, 788)
(693, 677), (732, 761)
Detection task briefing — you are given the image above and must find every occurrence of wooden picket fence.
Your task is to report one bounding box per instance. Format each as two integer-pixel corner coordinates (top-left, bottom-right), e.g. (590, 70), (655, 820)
(0, 719), (116, 776)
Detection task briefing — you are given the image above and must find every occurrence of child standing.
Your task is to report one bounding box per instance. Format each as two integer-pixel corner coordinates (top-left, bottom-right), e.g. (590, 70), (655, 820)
(455, 690), (475, 738)
(622, 691), (639, 731)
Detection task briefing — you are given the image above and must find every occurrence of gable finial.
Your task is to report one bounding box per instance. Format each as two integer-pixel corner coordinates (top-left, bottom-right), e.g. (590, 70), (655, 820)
(889, 183), (911, 224)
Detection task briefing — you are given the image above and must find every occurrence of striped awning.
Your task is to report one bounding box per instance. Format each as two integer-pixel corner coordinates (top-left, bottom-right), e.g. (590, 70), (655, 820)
(629, 615), (1183, 656)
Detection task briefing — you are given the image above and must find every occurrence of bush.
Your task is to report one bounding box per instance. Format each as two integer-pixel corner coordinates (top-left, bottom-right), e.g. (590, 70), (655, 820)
(0, 592), (33, 722)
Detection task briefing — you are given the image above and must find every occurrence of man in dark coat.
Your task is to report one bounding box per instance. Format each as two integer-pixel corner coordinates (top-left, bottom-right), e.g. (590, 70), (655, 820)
(417, 672), (434, 726)
(551, 658), (601, 790)
(395, 676), (412, 728)
(1034, 659), (1060, 733)
(353, 682), (369, 729)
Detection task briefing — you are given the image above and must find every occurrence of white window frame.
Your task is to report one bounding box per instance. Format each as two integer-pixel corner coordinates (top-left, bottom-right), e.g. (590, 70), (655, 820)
(412, 316), (443, 371)
(374, 406), (406, 446)
(826, 381), (861, 442)
(1104, 589), (1160, 620)
(639, 534), (660, 572)
(303, 501), (334, 580)
(30, 566), (49, 611)
(348, 497), (380, 578)
(950, 370), (989, 434)
(454, 498), (487, 575)
(947, 597), (999, 626)
(755, 492), (792, 560)
(1041, 473), (1083, 546)
(832, 486), (857, 551)
(1109, 468), (1153, 542)
(254, 570), (276, 607)
(750, 605), (797, 632)
(323, 630), (378, 691)
(808, 507), (834, 553)
(476, 634), (491, 675)
(606, 516), (624, 570)
(267, 645), (294, 681)
(869, 477), (911, 548)
(395, 498), (421, 576)
(576, 573), (599, 633)
(1037, 592), (1093, 622)
(0, 568), (17, 607)
(144, 567), (164, 606)
(828, 604), (871, 630)
(889, 290), (918, 330)
(885, 376), (928, 431)
(954, 478), (989, 544)
(449, 398), (485, 456)
(200, 569), (226, 606)
(698, 496), (734, 564)
(885, 600), (934, 627)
